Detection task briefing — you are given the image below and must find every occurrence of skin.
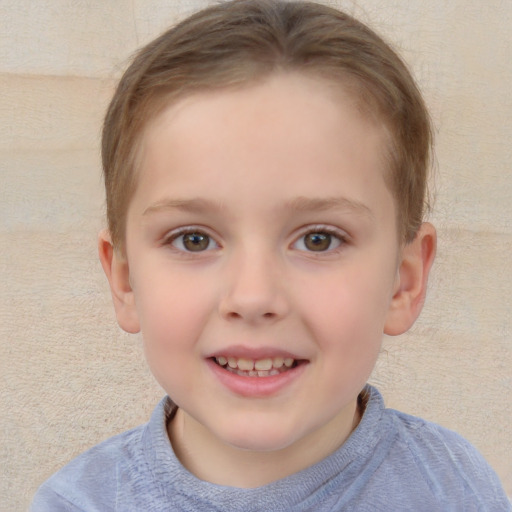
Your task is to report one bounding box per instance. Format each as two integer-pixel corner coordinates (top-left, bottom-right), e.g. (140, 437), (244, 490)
(99, 72), (436, 488)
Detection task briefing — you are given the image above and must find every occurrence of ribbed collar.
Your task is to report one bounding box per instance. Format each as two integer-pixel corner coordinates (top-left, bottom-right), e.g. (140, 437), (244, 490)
(142, 385), (392, 511)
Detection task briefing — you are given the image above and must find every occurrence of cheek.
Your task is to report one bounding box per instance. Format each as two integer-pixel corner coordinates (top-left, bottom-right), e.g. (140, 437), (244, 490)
(303, 265), (393, 354)
(134, 263), (210, 325)
(132, 270), (216, 370)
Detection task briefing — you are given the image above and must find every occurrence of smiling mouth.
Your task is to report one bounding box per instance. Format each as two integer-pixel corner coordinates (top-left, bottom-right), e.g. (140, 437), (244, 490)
(212, 356), (303, 377)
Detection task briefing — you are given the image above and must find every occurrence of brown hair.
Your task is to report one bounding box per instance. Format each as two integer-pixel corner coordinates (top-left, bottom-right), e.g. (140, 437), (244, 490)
(102, 0), (432, 249)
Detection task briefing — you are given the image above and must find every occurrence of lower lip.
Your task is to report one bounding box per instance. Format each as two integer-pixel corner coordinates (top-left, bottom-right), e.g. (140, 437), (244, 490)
(206, 359), (307, 398)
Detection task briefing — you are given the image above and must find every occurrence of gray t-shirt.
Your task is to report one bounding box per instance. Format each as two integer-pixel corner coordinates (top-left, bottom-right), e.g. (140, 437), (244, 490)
(31, 385), (510, 511)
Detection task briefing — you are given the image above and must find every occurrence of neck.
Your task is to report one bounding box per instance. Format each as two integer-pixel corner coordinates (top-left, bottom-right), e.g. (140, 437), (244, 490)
(167, 400), (362, 488)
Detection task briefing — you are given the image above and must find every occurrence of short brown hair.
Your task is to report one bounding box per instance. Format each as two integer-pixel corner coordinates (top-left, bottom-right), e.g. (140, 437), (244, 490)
(102, 0), (432, 249)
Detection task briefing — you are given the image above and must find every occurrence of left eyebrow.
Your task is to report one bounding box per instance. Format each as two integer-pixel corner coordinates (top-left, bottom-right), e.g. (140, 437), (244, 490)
(285, 196), (374, 218)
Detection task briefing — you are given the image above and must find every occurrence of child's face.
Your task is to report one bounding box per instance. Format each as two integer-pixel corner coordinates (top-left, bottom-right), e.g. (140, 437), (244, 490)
(113, 73), (409, 456)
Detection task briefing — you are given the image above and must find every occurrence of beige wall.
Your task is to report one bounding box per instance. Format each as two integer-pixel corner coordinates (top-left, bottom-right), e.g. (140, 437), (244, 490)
(1, 1), (511, 509)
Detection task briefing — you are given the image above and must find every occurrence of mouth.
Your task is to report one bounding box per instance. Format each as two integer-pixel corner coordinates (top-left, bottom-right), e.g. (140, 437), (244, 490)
(207, 350), (308, 397)
(211, 355), (304, 377)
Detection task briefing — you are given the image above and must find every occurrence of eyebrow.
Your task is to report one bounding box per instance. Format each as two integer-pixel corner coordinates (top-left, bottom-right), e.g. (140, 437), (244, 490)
(285, 196), (374, 218)
(143, 198), (224, 216)
(143, 196), (373, 217)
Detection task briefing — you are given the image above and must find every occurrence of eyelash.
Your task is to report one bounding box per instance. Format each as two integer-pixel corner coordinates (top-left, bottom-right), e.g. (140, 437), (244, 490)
(163, 227), (220, 253)
(292, 225), (348, 254)
(162, 225), (348, 254)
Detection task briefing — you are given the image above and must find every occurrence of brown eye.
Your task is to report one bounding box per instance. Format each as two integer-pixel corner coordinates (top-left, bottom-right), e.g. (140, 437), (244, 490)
(303, 232), (332, 251)
(173, 232), (213, 252)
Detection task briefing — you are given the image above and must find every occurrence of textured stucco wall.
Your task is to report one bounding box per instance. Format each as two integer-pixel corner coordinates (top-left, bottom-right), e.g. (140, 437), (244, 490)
(1, 1), (511, 509)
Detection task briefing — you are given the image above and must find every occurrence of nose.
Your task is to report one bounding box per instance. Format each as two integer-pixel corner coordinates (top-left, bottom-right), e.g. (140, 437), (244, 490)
(218, 247), (290, 324)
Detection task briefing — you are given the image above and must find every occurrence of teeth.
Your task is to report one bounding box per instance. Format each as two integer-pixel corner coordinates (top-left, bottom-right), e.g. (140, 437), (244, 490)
(215, 355), (296, 373)
(237, 358), (254, 371)
(254, 358), (272, 371)
(273, 357), (284, 368)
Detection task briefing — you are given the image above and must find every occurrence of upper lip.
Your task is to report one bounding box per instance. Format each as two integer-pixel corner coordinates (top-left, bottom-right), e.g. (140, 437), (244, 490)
(206, 345), (306, 361)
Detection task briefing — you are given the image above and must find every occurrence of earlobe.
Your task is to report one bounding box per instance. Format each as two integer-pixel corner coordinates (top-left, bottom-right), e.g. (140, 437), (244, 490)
(384, 222), (436, 336)
(98, 230), (141, 334)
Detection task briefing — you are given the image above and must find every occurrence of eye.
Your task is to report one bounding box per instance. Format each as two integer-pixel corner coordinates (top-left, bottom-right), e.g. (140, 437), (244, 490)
(168, 230), (218, 252)
(293, 229), (344, 252)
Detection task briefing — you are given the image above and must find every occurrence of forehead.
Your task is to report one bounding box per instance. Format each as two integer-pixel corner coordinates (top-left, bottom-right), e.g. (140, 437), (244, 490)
(132, 72), (393, 217)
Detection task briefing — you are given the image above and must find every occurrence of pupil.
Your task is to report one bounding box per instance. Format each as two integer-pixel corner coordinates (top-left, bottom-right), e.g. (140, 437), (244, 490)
(305, 233), (331, 251)
(183, 233), (209, 251)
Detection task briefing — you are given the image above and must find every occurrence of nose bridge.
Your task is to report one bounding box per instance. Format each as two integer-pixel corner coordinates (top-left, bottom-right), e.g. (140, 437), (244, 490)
(219, 240), (288, 323)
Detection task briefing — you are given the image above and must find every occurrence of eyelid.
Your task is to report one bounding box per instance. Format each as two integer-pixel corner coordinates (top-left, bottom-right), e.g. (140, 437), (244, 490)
(291, 224), (350, 252)
(162, 225), (221, 251)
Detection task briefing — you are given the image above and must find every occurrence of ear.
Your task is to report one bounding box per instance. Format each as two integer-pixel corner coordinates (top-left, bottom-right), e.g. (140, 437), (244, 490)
(98, 230), (140, 334)
(384, 222), (436, 336)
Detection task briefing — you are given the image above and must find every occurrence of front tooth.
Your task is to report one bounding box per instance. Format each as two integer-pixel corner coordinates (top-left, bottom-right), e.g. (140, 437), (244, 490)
(227, 357), (237, 369)
(284, 358), (294, 368)
(254, 358), (272, 371)
(237, 358), (254, 371)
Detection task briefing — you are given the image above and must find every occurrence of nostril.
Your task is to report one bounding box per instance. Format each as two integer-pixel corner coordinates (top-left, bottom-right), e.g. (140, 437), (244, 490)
(225, 311), (275, 320)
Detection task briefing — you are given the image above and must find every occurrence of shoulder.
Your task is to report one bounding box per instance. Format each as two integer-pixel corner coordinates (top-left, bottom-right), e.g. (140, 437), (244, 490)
(380, 405), (511, 510)
(30, 396), (176, 512)
(30, 424), (146, 512)
(387, 406), (493, 477)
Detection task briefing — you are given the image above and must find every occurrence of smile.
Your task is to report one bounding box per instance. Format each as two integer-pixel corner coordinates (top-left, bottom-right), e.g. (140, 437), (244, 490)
(213, 356), (297, 377)
(207, 352), (308, 397)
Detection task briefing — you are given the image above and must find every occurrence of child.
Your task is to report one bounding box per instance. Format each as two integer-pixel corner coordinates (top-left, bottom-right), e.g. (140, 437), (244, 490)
(31, 1), (510, 510)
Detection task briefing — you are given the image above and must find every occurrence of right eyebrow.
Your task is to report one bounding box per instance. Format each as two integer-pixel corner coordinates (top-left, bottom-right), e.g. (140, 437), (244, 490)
(142, 197), (225, 216)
